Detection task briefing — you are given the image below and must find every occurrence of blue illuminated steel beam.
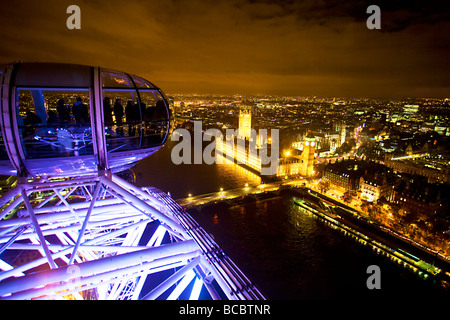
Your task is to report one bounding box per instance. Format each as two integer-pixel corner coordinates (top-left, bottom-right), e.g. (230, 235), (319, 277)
(0, 172), (265, 300)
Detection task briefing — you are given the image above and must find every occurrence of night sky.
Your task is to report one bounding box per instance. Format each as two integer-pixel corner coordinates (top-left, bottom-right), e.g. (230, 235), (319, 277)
(0, 0), (449, 98)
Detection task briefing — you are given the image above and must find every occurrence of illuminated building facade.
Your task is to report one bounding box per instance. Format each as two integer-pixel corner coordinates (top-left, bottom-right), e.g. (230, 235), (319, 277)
(360, 172), (396, 202)
(385, 156), (450, 184)
(332, 120), (346, 146)
(300, 137), (316, 176)
(277, 155), (301, 177)
(218, 133), (262, 173)
(323, 164), (360, 192)
(238, 108), (252, 140)
(393, 179), (449, 216)
(403, 104), (419, 115)
(216, 107), (265, 174)
(323, 159), (387, 193)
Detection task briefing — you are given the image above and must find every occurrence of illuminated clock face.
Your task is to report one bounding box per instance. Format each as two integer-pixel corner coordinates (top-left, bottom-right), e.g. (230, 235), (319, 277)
(305, 141), (309, 146)
(311, 142), (315, 147)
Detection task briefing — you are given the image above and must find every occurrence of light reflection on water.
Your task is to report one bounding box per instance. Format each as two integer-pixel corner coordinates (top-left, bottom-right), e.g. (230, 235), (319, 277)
(133, 140), (260, 199)
(191, 196), (449, 299)
(133, 141), (449, 299)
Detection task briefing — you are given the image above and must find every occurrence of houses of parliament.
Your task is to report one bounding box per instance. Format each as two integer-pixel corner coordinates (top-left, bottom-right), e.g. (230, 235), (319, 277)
(216, 107), (316, 178)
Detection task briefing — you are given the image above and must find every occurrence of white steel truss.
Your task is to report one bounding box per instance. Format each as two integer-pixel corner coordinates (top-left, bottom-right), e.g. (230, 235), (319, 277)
(0, 172), (265, 300)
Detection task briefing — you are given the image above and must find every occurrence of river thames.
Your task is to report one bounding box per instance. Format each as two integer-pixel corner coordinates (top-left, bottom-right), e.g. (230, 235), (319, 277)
(132, 141), (449, 299)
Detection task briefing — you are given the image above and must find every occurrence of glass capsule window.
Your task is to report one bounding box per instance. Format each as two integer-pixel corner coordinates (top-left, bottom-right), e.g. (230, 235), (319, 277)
(16, 88), (94, 159)
(138, 90), (169, 150)
(130, 74), (155, 89)
(101, 67), (169, 153)
(102, 89), (142, 152)
(102, 89), (169, 152)
(139, 90), (168, 121)
(101, 69), (133, 88)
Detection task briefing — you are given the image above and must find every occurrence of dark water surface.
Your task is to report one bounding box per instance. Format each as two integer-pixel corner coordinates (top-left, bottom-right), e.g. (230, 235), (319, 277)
(191, 196), (449, 299)
(133, 141), (449, 299)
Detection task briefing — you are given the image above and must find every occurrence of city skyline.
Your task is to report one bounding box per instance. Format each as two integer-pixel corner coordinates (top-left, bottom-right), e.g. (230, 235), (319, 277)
(0, 60), (449, 300)
(0, 1), (449, 98)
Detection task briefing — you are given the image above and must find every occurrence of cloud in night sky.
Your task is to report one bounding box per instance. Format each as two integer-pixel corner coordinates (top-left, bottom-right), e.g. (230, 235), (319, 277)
(0, 0), (449, 98)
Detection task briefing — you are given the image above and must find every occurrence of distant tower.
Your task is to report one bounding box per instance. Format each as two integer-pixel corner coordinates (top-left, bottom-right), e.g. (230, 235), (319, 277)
(406, 143), (413, 156)
(333, 120), (346, 146)
(238, 108), (252, 140)
(300, 136), (316, 176)
(339, 123), (346, 145)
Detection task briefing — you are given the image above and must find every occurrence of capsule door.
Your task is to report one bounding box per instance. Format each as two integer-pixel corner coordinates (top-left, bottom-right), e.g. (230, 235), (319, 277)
(15, 87), (97, 176)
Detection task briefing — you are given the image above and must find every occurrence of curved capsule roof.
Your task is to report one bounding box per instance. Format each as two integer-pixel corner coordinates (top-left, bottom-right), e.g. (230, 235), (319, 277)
(0, 62), (173, 177)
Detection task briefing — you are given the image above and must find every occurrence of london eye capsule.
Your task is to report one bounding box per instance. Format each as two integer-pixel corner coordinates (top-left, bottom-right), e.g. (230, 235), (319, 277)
(0, 62), (173, 177)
